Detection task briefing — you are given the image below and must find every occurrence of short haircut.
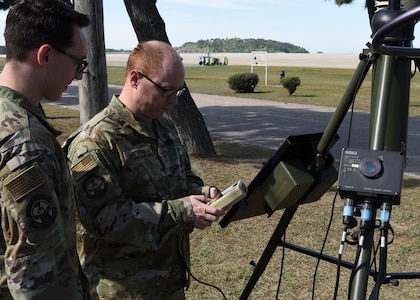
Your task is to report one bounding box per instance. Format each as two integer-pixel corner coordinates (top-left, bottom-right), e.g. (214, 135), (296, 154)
(126, 41), (182, 77)
(4, 0), (90, 61)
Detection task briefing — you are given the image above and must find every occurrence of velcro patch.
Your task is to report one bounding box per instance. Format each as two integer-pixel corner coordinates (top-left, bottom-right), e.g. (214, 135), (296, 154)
(26, 195), (57, 229)
(71, 154), (98, 181)
(84, 176), (107, 199)
(123, 145), (153, 161)
(4, 166), (45, 202)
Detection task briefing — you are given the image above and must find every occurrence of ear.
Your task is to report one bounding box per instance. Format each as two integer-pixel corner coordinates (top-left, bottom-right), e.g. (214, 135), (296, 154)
(36, 44), (53, 67)
(129, 70), (141, 88)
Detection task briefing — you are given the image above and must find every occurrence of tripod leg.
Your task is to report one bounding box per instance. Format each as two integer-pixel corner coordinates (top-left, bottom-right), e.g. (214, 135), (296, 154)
(239, 203), (299, 300)
(317, 55), (372, 154)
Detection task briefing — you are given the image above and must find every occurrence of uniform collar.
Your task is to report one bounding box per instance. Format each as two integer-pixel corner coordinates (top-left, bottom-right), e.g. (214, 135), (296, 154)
(0, 86), (62, 137)
(110, 95), (156, 138)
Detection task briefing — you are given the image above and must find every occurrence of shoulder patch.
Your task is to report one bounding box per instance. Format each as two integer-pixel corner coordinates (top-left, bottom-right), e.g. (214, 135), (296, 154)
(26, 194), (57, 229)
(84, 176), (107, 198)
(71, 154), (98, 181)
(4, 166), (45, 202)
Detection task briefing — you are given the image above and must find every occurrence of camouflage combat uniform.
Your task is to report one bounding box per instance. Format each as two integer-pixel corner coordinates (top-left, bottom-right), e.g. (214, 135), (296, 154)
(0, 87), (85, 299)
(64, 95), (209, 300)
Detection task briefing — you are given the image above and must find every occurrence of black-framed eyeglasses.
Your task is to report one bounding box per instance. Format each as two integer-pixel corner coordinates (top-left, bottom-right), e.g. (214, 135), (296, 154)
(53, 47), (89, 73)
(137, 71), (186, 97)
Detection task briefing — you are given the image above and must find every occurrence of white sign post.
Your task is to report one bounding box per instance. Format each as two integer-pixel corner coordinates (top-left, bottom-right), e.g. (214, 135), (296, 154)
(251, 51), (268, 86)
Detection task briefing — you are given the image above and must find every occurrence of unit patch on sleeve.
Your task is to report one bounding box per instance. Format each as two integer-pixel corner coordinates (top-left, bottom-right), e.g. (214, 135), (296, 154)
(84, 176), (107, 199)
(26, 195), (57, 229)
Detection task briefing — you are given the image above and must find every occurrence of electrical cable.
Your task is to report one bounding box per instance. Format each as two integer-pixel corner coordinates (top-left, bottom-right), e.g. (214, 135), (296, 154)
(347, 199), (375, 299)
(275, 231), (287, 299)
(186, 267), (227, 300)
(333, 224), (348, 300)
(180, 235), (227, 300)
(370, 201), (393, 299)
(369, 229), (384, 300)
(369, 220), (381, 272)
(333, 196), (358, 300)
(310, 191), (339, 300)
(345, 54), (374, 148)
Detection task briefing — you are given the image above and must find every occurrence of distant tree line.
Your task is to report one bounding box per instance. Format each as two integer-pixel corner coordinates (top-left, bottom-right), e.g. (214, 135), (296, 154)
(175, 38), (309, 53)
(105, 48), (131, 53)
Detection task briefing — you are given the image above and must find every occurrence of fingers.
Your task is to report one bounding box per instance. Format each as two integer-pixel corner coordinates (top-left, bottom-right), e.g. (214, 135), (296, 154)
(195, 208), (213, 230)
(209, 186), (220, 199)
(204, 205), (225, 219)
(190, 196), (225, 230)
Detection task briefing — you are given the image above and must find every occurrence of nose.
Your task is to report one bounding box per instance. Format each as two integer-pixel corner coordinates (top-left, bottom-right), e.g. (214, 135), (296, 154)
(74, 71), (83, 80)
(166, 94), (179, 105)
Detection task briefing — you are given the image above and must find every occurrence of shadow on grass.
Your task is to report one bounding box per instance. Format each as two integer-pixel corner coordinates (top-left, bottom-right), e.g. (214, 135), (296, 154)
(298, 94), (317, 98)
(402, 177), (420, 189)
(228, 91), (272, 95)
(212, 140), (275, 164)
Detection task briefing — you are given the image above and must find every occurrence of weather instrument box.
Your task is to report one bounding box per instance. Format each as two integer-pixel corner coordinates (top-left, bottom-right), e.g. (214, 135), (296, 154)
(209, 180), (247, 210)
(219, 133), (339, 227)
(260, 159), (315, 211)
(337, 148), (404, 204)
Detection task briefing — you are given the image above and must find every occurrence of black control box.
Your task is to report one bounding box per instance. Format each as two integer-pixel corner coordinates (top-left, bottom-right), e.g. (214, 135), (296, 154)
(337, 148), (404, 203)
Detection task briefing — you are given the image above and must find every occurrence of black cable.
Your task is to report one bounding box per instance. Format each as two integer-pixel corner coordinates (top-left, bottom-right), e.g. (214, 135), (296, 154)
(186, 267), (227, 300)
(370, 202), (393, 300)
(180, 235), (227, 300)
(369, 220), (381, 272)
(370, 228), (386, 300)
(345, 55), (373, 148)
(311, 191), (339, 300)
(333, 224), (348, 300)
(275, 231), (287, 299)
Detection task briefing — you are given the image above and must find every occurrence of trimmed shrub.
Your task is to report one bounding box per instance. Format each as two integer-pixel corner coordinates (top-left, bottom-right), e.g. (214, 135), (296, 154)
(280, 76), (301, 95)
(227, 72), (259, 93)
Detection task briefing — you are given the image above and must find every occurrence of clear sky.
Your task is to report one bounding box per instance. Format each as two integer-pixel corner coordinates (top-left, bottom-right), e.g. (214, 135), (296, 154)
(0, 0), (419, 54)
(104, 0), (374, 54)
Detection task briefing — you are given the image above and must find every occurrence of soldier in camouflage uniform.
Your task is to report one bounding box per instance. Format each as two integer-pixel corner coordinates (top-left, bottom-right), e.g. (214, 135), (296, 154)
(64, 41), (226, 299)
(0, 0), (90, 299)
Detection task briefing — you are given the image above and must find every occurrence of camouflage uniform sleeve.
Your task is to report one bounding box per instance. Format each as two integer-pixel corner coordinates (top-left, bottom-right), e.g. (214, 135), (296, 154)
(0, 239), (12, 300)
(184, 160), (215, 197)
(68, 140), (195, 251)
(0, 141), (79, 299)
(185, 162), (206, 195)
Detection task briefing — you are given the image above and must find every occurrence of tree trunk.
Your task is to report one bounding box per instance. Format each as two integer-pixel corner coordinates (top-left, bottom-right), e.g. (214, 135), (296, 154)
(169, 90), (216, 157)
(123, 0), (216, 157)
(74, 0), (109, 124)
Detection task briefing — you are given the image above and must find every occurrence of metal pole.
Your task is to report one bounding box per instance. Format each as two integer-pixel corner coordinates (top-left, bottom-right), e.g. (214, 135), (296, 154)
(349, 1), (413, 296)
(317, 55), (372, 154)
(239, 203), (299, 300)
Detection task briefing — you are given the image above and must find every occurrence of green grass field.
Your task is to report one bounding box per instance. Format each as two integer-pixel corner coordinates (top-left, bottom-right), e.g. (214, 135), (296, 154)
(10, 57), (420, 299)
(108, 63), (420, 116)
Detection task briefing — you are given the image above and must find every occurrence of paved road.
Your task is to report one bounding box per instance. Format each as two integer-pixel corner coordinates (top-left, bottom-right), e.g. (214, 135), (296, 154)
(54, 83), (420, 177)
